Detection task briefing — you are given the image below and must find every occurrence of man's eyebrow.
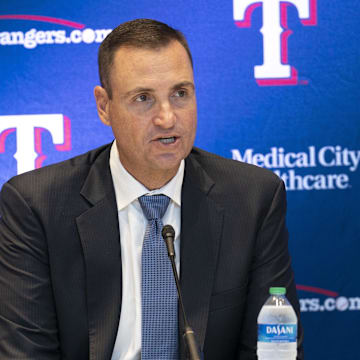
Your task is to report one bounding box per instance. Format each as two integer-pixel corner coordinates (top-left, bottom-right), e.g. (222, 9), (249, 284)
(124, 82), (195, 97)
(124, 87), (155, 97)
(172, 81), (195, 90)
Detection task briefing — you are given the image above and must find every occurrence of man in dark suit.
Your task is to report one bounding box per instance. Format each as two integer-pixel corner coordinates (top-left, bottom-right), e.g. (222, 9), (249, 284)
(0, 19), (303, 359)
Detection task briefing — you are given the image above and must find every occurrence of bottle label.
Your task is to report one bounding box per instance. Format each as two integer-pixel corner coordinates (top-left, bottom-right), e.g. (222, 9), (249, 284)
(258, 324), (297, 343)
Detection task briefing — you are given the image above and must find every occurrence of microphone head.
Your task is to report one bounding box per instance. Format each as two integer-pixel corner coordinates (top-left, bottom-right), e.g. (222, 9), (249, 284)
(162, 224), (175, 240)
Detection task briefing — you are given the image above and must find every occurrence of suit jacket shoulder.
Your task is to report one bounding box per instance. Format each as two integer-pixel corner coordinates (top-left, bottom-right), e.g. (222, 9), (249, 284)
(3, 143), (112, 206)
(188, 146), (282, 189)
(186, 147), (285, 225)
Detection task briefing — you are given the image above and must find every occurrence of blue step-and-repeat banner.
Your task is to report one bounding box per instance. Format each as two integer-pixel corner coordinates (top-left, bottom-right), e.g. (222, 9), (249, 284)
(1, 1), (359, 359)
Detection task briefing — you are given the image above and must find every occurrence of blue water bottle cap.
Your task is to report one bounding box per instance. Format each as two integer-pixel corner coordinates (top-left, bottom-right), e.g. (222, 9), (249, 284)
(269, 287), (286, 295)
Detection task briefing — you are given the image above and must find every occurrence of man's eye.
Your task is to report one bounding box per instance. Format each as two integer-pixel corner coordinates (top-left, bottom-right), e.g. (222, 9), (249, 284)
(175, 90), (186, 98)
(135, 94), (148, 102)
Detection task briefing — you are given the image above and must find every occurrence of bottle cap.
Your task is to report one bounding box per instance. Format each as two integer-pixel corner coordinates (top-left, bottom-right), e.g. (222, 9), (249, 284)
(269, 287), (286, 295)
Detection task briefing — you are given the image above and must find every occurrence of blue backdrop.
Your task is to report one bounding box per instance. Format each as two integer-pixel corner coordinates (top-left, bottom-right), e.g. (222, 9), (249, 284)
(1, 1), (359, 359)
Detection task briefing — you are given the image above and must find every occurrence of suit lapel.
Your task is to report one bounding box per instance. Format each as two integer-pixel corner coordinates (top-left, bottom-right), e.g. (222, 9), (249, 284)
(76, 146), (122, 360)
(180, 153), (224, 358)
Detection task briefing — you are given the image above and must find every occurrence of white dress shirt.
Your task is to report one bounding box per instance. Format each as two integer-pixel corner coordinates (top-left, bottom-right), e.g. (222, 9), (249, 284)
(109, 141), (184, 360)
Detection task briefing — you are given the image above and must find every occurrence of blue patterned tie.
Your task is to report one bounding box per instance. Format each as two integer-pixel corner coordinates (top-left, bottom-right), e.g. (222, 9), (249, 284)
(138, 195), (179, 360)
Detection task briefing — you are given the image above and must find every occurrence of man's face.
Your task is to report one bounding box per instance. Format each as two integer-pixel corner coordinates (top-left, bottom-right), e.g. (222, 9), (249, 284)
(94, 41), (197, 188)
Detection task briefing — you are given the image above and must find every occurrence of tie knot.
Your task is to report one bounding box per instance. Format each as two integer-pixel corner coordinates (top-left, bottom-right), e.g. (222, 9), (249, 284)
(138, 194), (170, 221)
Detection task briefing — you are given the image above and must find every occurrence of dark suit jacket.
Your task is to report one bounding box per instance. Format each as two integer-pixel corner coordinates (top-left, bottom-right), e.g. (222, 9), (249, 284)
(0, 144), (303, 360)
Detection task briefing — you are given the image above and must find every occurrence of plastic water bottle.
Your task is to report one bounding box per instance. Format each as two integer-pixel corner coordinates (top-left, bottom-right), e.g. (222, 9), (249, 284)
(257, 287), (297, 360)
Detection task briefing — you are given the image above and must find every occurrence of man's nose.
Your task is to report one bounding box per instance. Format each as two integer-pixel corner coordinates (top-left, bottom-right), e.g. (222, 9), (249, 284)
(153, 102), (176, 128)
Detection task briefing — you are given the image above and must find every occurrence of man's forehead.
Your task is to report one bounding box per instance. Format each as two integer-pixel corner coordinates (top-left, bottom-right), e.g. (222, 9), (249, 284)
(109, 42), (194, 94)
(111, 41), (192, 72)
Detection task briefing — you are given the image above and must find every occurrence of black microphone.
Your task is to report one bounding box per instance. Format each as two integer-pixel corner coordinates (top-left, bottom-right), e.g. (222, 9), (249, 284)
(162, 225), (201, 360)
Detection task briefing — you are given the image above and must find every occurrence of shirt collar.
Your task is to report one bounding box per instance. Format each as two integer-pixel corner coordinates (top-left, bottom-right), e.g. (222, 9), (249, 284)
(109, 141), (184, 211)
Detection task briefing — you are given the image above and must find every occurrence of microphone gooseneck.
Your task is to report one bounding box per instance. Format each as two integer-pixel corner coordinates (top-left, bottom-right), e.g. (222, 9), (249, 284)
(161, 225), (201, 360)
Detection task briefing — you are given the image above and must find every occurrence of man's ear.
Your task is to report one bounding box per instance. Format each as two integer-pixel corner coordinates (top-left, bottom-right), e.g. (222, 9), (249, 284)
(94, 85), (111, 126)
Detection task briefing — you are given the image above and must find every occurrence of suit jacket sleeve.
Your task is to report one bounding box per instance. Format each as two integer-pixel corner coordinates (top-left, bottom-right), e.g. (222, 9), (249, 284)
(0, 181), (61, 359)
(237, 180), (304, 359)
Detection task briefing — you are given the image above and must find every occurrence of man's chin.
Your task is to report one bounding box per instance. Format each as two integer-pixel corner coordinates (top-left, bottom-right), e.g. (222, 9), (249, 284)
(149, 155), (183, 173)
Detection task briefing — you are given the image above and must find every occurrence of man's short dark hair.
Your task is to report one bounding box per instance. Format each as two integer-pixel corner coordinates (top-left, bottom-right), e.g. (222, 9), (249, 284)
(98, 18), (193, 98)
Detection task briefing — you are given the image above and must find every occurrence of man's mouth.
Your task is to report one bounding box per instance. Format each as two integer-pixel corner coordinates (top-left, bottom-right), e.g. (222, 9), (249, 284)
(158, 136), (177, 144)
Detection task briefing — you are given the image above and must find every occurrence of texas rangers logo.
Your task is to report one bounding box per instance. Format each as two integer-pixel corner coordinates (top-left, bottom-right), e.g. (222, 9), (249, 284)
(0, 114), (71, 174)
(234, 0), (317, 85)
